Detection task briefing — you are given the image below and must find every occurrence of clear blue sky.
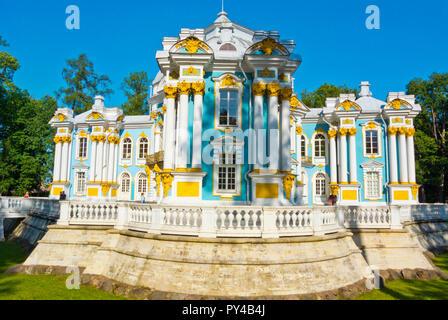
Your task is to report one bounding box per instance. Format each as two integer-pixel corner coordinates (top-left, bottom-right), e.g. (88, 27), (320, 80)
(1, 0), (447, 107)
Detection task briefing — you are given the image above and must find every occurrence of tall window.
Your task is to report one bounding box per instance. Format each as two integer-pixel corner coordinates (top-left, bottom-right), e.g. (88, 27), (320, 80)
(121, 173), (131, 193)
(366, 171), (380, 199)
(219, 89), (238, 126)
(122, 138), (132, 159)
(314, 134), (326, 158)
(137, 173), (147, 194)
(301, 135), (306, 157)
(218, 152), (236, 192)
(78, 137), (87, 158)
(315, 173), (326, 196)
(138, 138), (149, 159)
(365, 130), (379, 155)
(76, 172), (86, 194)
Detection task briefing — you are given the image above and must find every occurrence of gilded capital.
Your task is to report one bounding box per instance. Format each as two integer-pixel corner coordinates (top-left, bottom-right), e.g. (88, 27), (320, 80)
(328, 129), (338, 139)
(296, 126), (303, 135)
(339, 128), (348, 136)
(406, 127), (416, 137)
(191, 81), (205, 95)
(282, 175), (296, 200)
(349, 128), (357, 136)
(398, 127), (408, 136)
(280, 87), (293, 101)
(290, 96), (300, 107)
(388, 127), (398, 136)
(267, 83), (281, 97)
(164, 86), (178, 99)
(161, 173), (174, 198)
(252, 82), (266, 96)
(177, 81), (191, 95)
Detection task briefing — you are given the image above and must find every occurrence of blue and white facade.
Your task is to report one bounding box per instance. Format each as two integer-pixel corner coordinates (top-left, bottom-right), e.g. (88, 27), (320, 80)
(49, 12), (421, 206)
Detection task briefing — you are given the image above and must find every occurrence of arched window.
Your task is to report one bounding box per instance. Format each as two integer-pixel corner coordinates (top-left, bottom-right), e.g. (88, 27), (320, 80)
(78, 137), (87, 158)
(122, 138), (132, 159)
(301, 135), (306, 157)
(120, 173), (131, 193)
(219, 89), (238, 126)
(138, 137), (149, 159)
(315, 173), (327, 197)
(137, 173), (147, 194)
(314, 134), (326, 158)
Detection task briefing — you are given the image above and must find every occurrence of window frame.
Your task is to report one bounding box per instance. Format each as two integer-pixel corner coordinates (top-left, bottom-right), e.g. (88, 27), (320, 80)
(74, 170), (87, 196)
(75, 131), (89, 161)
(118, 171), (132, 201)
(312, 171), (329, 205)
(311, 130), (329, 166)
(137, 137), (149, 160)
(134, 171), (148, 200)
(362, 122), (382, 159)
(213, 74), (243, 131)
(119, 134), (133, 167)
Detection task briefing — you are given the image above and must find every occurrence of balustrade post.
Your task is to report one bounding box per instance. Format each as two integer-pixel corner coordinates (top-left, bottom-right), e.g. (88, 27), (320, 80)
(262, 208), (279, 239)
(313, 207), (324, 236)
(116, 203), (129, 230)
(149, 207), (162, 234)
(0, 216), (4, 242)
(336, 206), (345, 229)
(199, 208), (217, 238)
(390, 205), (403, 230)
(57, 201), (70, 226)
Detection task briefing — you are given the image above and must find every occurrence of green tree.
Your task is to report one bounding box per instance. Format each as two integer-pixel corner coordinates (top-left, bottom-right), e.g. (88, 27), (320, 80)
(0, 36), (56, 196)
(407, 73), (448, 203)
(300, 83), (359, 108)
(0, 36), (20, 87)
(121, 71), (150, 115)
(57, 53), (113, 115)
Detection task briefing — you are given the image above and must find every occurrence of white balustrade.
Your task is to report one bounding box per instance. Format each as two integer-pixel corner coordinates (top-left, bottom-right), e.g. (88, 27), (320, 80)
(216, 207), (262, 237)
(344, 206), (391, 229)
(0, 197), (59, 219)
(53, 199), (448, 238)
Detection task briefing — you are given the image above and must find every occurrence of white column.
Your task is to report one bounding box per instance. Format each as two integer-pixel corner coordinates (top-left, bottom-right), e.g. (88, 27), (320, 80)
(296, 125), (302, 167)
(102, 141), (109, 182)
(280, 88), (292, 172)
(113, 142), (118, 183)
(60, 141), (69, 182)
(155, 127), (162, 153)
(388, 128), (399, 184)
(253, 83), (266, 170)
(96, 139), (104, 182)
(407, 128), (416, 184)
(349, 129), (358, 183)
(329, 130), (338, 184)
(192, 83), (204, 169)
(267, 83), (280, 172)
(53, 140), (62, 182)
(398, 128), (408, 183)
(90, 140), (97, 182)
(163, 86), (177, 171)
(176, 82), (191, 169)
(339, 129), (348, 183)
(107, 140), (115, 183)
(66, 139), (72, 183)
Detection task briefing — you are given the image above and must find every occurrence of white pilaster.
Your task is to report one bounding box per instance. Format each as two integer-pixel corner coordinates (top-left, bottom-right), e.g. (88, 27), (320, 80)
(113, 142), (118, 183)
(102, 141), (109, 182)
(407, 129), (416, 184)
(107, 141), (115, 183)
(192, 82), (205, 169)
(176, 82), (190, 169)
(398, 128), (408, 183)
(53, 141), (62, 182)
(388, 128), (399, 184)
(339, 130), (348, 183)
(90, 140), (97, 182)
(96, 140), (104, 182)
(253, 83), (266, 170)
(267, 83), (280, 172)
(349, 129), (358, 183)
(60, 142), (69, 182)
(329, 130), (338, 184)
(280, 88), (292, 172)
(163, 86), (178, 171)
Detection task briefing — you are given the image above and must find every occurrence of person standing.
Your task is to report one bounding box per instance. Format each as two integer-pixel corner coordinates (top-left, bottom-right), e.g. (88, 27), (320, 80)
(140, 193), (146, 204)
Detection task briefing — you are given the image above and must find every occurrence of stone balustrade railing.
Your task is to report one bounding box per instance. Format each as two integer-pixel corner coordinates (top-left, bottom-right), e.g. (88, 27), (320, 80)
(0, 197), (60, 218)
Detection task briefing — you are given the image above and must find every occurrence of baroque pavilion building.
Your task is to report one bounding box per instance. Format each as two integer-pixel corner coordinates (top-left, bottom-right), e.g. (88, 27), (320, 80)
(48, 11), (421, 207)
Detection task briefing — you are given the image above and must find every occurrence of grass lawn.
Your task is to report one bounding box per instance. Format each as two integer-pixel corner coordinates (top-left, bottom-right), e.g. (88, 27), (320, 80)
(356, 253), (448, 300)
(0, 241), (126, 300)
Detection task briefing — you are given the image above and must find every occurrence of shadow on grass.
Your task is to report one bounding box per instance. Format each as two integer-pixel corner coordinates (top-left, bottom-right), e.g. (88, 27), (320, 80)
(0, 241), (28, 274)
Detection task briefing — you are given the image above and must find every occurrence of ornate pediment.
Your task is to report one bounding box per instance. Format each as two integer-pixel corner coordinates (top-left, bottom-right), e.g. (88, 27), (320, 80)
(360, 160), (384, 169)
(170, 36), (213, 54)
(385, 99), (411, 110)
(247, 37), (289, 56)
